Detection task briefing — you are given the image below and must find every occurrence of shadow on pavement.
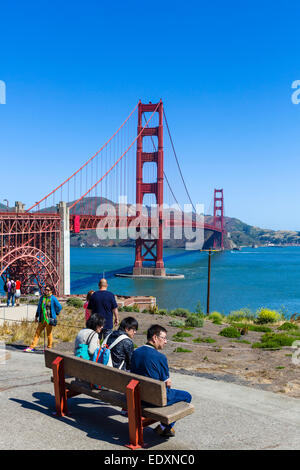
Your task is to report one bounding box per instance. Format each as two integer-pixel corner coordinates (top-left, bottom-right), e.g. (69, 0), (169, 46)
(10, 392), (165, 449)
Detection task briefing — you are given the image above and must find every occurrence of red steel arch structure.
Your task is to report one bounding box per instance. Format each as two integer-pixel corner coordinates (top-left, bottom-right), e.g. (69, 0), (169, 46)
(0, 211), (60, 295)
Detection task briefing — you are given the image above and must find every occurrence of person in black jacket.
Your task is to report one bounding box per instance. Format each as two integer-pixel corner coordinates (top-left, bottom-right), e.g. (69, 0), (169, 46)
(105, 316), (138, 371)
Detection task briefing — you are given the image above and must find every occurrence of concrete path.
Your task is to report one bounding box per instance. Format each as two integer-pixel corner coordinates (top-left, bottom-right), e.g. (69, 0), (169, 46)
(0, 347), (299, 450)
(0, 304), (37, 325)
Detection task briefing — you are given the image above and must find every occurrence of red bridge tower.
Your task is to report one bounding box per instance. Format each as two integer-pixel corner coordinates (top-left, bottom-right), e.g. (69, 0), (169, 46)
(133, 100), (166, 276)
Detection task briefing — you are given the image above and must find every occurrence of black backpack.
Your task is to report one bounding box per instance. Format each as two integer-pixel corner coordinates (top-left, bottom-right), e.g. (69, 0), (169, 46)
(10, 281), (16, 294)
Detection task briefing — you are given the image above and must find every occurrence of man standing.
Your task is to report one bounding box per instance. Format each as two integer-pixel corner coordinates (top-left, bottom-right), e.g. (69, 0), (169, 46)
(7, 278), (16, 307)
(24, 285), (62, 352)
(130, 324), (192, 438)
(86, 278), (119, 339)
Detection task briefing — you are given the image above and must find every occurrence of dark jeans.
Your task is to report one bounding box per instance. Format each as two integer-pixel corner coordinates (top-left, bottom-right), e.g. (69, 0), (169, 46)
(166, 388), (192, 429)
(7, 292), (15, 307)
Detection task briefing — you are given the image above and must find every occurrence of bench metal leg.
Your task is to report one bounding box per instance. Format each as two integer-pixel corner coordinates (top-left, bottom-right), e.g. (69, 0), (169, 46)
(125, 379), (144, 450)
(52, 356), (68, 417)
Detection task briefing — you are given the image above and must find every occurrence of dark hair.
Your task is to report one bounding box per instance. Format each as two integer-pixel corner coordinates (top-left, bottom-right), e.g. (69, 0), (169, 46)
(147, 324), (167, 341)
(119, 316), (139, 332)
(86, 290), (94, 302)
(86, 313), (104, 331)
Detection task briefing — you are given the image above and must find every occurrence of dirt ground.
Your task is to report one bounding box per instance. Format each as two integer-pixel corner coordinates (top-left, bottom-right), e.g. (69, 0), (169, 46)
(116, 311), (300, 399)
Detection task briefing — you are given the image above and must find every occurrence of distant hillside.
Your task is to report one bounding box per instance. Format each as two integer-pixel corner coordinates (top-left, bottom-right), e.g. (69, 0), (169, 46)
(223, 217), (300, 247)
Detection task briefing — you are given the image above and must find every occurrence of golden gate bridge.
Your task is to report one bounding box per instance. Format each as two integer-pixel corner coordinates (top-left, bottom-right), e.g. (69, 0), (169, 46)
(0, 100), (225, 295)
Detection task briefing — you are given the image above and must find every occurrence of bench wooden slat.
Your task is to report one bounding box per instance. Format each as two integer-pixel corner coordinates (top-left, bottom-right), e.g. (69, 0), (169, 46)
(63, 378), (194, 425)
(142, 402), (195, 425)
(64, 378), (127, 408)
(45, 348), (167, 406)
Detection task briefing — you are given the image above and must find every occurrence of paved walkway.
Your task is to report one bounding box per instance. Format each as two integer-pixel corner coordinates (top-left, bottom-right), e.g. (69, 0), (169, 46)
(0, 304), (37, 325)
(0, 347), (299, 450)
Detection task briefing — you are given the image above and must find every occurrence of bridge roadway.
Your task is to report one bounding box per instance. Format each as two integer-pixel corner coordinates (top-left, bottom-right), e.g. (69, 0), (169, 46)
(1, 346), (299, 450)
(69, 214), (222, 233)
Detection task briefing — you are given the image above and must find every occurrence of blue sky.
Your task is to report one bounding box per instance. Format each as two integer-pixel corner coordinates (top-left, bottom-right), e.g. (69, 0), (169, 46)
(1, 0), (300, 230)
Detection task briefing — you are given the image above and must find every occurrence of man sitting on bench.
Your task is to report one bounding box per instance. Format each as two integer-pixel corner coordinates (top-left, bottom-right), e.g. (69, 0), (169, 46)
(130, 324), (192, 438)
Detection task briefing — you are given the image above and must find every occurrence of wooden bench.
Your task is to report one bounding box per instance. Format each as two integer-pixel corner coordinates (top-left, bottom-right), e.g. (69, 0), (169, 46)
(44, 348), (194, 449)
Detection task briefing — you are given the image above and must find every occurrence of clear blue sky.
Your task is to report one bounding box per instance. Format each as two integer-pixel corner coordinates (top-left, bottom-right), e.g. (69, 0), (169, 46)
(1, 0), (300, 230)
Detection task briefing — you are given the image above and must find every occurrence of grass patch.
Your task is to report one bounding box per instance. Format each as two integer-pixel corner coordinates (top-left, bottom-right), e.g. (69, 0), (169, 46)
(0, 305), (85, 347)
(172, 330), (193, 342)
(252, 332), (296, 349)
(219, 326), (241, 339)
(66, 297), (84, 308)
(231, 339), (251, 344)
(276, 366), (285, 370)
(231, 322), (272, 333)
(173, 347), (192, 353)
(277, 322), (299, 331)
(193, 336), (216, 343)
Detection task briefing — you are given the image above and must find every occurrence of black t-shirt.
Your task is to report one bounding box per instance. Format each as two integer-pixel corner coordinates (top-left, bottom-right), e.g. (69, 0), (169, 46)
(87, 290), (118, 329)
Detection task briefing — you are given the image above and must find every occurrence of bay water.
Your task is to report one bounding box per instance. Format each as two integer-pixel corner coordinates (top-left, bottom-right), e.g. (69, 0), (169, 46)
(71, 246), (300, 316)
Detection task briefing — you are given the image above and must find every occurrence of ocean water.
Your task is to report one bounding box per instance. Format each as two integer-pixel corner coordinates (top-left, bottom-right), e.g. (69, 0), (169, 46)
(70, 246), (300, 316)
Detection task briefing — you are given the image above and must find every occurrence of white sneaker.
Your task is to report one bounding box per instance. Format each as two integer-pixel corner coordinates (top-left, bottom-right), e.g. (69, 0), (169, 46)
(24, 347), (34, 352)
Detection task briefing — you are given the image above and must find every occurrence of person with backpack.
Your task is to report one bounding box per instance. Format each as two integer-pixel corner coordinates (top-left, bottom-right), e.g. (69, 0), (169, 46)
(7, 278), (16, 307)
(74, 314), (104, 359)
(98, 316), (139, 371)
(24, 285), (62, 352)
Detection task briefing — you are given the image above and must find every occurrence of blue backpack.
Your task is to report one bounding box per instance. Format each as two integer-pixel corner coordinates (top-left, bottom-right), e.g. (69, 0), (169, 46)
(91, 333), (128, 390)
(92, 333), (128, 368)
(75, 331), (97, 360)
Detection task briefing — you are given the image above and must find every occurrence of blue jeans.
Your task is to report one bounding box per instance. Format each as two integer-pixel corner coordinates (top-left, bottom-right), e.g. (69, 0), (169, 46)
(7, 292), (15, 307)
(166, 388), (192, 429)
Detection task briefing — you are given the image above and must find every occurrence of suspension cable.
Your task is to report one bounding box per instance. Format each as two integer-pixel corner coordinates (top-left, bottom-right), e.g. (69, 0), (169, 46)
(163, 109), (196, 213)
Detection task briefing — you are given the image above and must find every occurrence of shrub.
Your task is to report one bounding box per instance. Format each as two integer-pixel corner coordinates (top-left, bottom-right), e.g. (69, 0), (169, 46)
(122, 305), (134, 312)
(194, 301), (205, 317)
(219, 327), (241, 339)
(66, 297), (84, 308)
(208, 312), (223, 324)
(227, 308), (256, 323)
(185, 314), (204, 328)
(158, 309), (168, 316)
(149, 305), (159, 315)
(256, 308), (281, 324)
(169, 308), (190, 318)
(169, 319), (186, 328)
(277, 322), (299, 331)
